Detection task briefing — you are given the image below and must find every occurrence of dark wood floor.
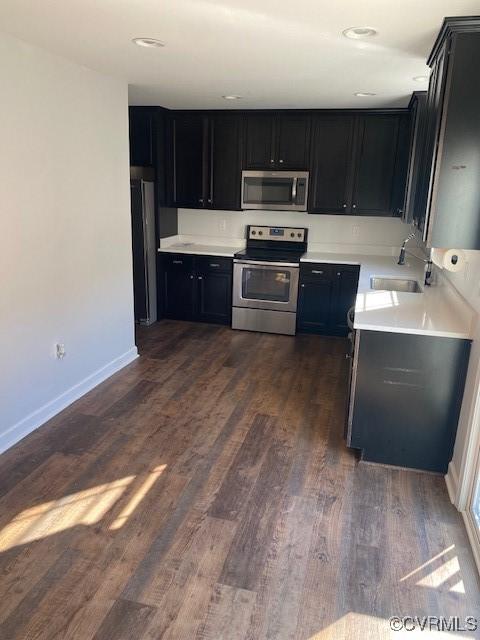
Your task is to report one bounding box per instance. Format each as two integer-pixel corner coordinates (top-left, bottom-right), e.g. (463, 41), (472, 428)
(0, 320), (479, 639)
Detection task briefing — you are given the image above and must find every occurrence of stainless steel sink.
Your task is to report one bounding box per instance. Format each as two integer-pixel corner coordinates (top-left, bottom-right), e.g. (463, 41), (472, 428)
(370, 276), (422, 293)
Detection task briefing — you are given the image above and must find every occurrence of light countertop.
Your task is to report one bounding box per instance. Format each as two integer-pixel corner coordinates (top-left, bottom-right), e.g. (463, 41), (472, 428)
(302, 251), (475, 339)
(157, 237), (475, 339)
(158, 235), (244, 257)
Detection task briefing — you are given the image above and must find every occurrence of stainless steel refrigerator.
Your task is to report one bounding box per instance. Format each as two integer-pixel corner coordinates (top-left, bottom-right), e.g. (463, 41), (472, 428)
(130, 178), (157, 325)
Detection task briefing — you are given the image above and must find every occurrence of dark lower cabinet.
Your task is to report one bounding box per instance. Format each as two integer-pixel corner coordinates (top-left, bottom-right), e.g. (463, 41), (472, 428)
(163, 255), (196, 320)
(161, 254), (232, 325)
(297, 267), (333, 333)
(331, 266), (361, 333)
(348, 330), (471, 473)
(197, 270), (232, 324)
(297, 263), (359, 336)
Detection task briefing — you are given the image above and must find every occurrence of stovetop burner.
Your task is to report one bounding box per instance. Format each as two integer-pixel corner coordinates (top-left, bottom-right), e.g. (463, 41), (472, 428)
(234, 225), (308, 264)
(234, 248), (305, 264)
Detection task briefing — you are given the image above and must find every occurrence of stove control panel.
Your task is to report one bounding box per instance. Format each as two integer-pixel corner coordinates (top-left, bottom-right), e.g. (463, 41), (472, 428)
(248, 226), (307, 242)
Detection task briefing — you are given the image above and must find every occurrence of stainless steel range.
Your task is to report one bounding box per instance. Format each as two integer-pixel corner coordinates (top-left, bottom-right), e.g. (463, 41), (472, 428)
(232, 225), (308, 336)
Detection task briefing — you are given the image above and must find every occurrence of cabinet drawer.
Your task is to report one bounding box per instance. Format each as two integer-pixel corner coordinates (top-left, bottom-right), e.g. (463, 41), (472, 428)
(300, 263), (332, 281)
(162, 253), (195, 271)
(196, 255), (233, 273)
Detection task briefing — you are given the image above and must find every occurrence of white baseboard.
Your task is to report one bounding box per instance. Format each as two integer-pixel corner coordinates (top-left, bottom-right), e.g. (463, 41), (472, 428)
(445, 461), (460, 506)
(462, 509), (480, 577)
(0, 346), (138, 455)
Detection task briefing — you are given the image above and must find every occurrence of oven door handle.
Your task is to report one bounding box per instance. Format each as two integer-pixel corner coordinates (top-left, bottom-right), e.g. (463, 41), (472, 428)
(292, 177), (298, 203)
(234, 259), (299, 268)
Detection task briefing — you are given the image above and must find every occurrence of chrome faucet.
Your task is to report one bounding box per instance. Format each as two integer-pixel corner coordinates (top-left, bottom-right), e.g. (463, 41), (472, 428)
(398, 232), (416, 265)
(397, 231), (433, 286)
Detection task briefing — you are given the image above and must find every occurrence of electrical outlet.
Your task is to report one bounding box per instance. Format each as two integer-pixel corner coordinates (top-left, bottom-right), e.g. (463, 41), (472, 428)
(218, 219), (227, 233)
(352, 224), (360, 238)
(56, 343), (66, 359)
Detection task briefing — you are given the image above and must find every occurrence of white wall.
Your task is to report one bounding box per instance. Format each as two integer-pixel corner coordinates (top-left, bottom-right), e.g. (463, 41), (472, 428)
(443, 250), (480, 509)
(0, 32), (136, 452)
(178, 209), (408, 252)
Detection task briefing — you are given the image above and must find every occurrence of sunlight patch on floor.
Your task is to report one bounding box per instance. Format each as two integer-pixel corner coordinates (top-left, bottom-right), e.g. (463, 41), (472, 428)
(400, 545), (455, 582)
(415, 556), (460, 589)
(110, 464), (167, 530)
(0, 476), (134, 551)
(450, 580), (466, 594)
(308, 611), (474, 639)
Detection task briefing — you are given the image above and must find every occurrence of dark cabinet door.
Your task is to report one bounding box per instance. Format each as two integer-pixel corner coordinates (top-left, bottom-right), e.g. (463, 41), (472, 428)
(276, 115), (310, 169)
(196, 270), (232, 324)
(352, 115), (401, 216)
(350, 330), (470, 472)
(169, 114), (207, 208)
(297, 266), (333, 333)
(209, 115), (243, 210)
(330, 266), (360, 335)
(163, 257), (196, 320)
(129, 107), (154, 166)
(244, 115), (276, 169)
(416, 43), (447, 238)
(309, 116), (355, 214)
(403, 93), (428, 224)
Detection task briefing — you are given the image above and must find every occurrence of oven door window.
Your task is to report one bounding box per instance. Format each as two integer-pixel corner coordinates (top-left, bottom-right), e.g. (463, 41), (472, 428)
(242, 267), (291, 302)
(243, 177), (293, 205)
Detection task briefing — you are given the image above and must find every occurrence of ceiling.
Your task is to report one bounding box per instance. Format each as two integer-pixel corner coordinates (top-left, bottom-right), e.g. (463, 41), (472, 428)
(1, 0), (479, 109)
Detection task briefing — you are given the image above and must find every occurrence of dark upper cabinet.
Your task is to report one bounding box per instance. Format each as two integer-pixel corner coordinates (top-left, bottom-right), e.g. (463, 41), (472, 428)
(129, 107), (154, 166)
(308, 114), (408, 217)
(244, 113), (310, 169)
(210, 114), (243, 210)
(168, 114), (207, 208)
(297, 263), (359, 336)
(402, 92), (428, 225)
(351, 115), (402, 216)
(414, 18), (480, 249)
(129, 107), (178, 251)
(244, 114), (276, 169)
(168, 113), (242, 210)
(414, 48), (448, 237)
(275, 115), (311, 169)
(165, 108), (410, 216)
(309, 116), (355, 214)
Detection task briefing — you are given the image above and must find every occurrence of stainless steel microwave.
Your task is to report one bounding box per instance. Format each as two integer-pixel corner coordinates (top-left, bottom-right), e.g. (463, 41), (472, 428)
(241, 170), (309, 211)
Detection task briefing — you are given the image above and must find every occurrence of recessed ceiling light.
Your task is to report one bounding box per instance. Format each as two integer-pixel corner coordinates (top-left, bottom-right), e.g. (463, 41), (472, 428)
(413, 75), (428, 82)
(222, 95), (243, 100)
(132, 38), (165, 48)
(354, 92), (376, 97)
(343, 27), (377, 39)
